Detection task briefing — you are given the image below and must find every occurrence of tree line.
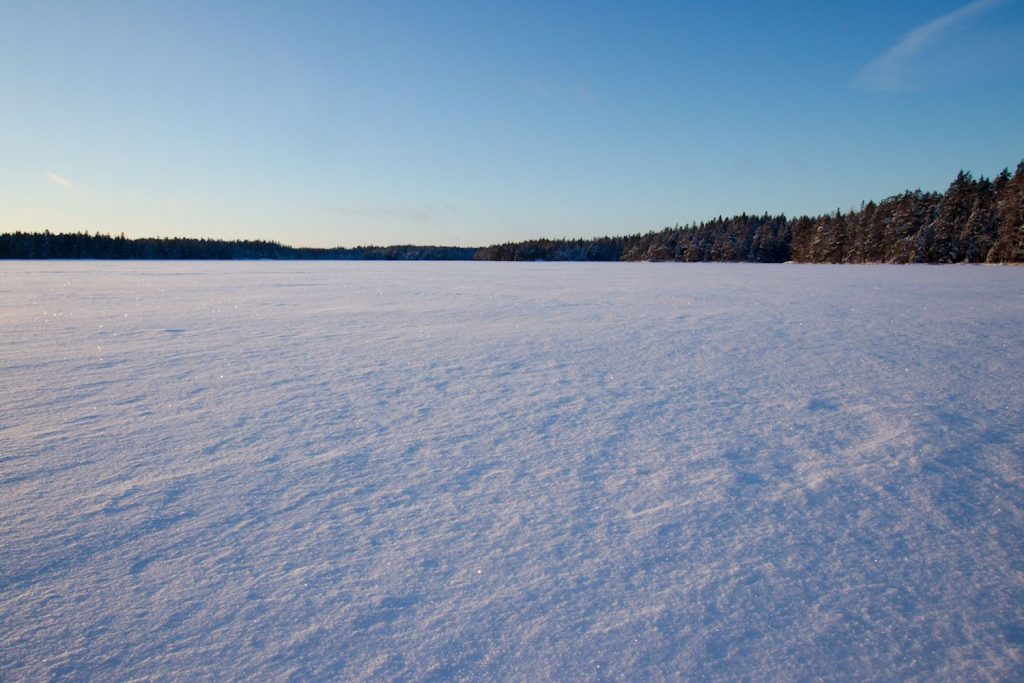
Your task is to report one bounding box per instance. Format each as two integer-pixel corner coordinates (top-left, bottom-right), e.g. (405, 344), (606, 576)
(0, 233), (476, 260)
(475, 162), (1024, 263)
(2, 162), (1022, 263)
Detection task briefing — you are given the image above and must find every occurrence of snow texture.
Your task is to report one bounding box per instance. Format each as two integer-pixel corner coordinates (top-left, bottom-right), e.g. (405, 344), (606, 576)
(2, 261), (1023, 681)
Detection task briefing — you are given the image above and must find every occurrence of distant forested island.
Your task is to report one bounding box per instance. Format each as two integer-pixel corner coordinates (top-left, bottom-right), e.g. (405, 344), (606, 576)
(3, 162), (1022, 263)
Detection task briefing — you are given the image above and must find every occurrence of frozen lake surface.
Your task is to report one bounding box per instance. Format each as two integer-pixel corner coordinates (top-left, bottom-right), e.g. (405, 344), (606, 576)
(2, 261), (1023, 680)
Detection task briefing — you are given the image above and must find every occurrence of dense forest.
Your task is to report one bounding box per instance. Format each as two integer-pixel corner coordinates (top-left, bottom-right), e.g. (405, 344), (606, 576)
(476, 162), (1024, 264)
(2, 163), (1022, 263)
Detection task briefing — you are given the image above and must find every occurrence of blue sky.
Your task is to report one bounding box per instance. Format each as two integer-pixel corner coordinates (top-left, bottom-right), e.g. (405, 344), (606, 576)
(2, 0), (1022, 247)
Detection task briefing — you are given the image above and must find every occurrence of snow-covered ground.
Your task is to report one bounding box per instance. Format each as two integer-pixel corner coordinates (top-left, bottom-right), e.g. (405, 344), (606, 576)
(1, 261), (1023, 681)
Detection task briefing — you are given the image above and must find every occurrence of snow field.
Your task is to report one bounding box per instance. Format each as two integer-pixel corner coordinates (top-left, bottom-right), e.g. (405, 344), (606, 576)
(1, 261), (1023, 680)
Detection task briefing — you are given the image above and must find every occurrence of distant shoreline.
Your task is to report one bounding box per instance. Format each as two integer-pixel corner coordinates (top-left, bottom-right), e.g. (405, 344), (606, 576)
(4, 162), (1022, 265)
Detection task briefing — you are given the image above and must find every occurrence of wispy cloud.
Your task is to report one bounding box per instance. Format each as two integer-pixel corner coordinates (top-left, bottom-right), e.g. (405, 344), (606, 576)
(46, 171), (75, 189)
(854, 0), (1006, 91)
(571, 83), (592, 101)
(520, 79), (549, 98)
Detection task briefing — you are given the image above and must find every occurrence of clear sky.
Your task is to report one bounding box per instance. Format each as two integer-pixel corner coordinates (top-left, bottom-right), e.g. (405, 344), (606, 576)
(2, 0), (1023, 248)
